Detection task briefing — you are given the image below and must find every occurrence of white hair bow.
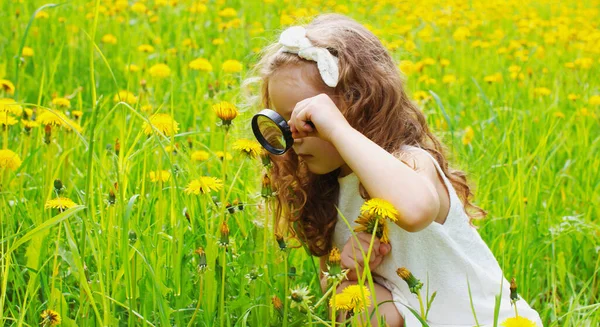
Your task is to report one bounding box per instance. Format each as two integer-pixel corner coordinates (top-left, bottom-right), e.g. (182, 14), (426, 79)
(278, 26), (340, 88)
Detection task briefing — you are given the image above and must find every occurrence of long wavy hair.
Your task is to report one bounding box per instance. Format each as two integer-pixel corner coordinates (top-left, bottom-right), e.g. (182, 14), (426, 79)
(245, 13), (487, 257)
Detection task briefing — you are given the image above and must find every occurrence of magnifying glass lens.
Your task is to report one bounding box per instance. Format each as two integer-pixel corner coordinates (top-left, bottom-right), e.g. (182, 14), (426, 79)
(252, 109), (294, 155)
(257, 115), (286, 152)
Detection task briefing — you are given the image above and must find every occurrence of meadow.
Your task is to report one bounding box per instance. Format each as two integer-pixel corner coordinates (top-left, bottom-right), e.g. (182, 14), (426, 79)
(0, 0), (599, 326)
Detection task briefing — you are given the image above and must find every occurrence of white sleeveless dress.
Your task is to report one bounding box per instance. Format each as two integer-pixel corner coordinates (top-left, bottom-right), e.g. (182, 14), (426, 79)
(331, 145), (543, 326)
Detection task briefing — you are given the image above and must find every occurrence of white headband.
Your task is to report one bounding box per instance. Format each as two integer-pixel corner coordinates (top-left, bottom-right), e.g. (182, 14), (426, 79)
(278, 26), (340, 88)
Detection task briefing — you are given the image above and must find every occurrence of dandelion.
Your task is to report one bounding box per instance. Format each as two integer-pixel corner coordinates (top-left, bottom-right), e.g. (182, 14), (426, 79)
(552, 111), (565, 119)
(37, 111), (82, 132)
(131, 2), (147, 13)
(0, 112), (18, 127)
(22, 46), (34, 57)
(191, 150), (209, 162)
(213, 38), (225, 45)
(215, 151), (232, 161)
(142, 113), (179, 137)
(218, 220), (230, 247)
(149, 63), (171, 78)
(261, 173), (273, 198)
(330, 284), (371, 313)
(45, 197), (78, 211)
(72, 110), (83, 120)
(500, 317), (537, 327)
(275, 231), (287, 251)
(533, 87), (552, 97)
(35, 11), (49, 19)
(323, 246), (348, 282)
(0, 149), (22, 171)
(397, 267), (423, 295)
(218, 7), (237, 17)
(113, 90), (138, 104)
(589, 95), (600, 106)
(354, 198), (398, 244)
(102, 34), (117, 44)
(185, 176), (224, 195)
(271, 295), (283, 311)
(195, 247), (207, 272)
(53, 179), (64, 194)
(453, 26), (471, 41)
(289, 285), (313, 310)
(52, 97), (71, 108)
(0, 98), (23, 115)
(0, 79), (15, 95)
(137, 44), (155, 53)
(567, 94), (579, 101)
(189, 58), (213, 72)
(22, 119), (40, 132)
(149, 170), (171, 183)
(125, 64), (141, 72)
(40, 309), (61, 326)
(442, 74), (457, 84)
(221, 59), (243, 73)
(462, 126), (475, 145)
(359, 198), (400, 222)
(212, 101), (238, 126)
(484, 73), (503, 83)
(232, 139), (262, 158)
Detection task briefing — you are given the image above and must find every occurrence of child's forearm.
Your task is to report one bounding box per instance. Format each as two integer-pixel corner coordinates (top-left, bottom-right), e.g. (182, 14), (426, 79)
(330, 124), (440, 232)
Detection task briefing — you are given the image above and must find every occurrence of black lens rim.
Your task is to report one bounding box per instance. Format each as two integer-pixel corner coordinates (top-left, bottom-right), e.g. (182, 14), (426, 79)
(251, 109), (294, 155)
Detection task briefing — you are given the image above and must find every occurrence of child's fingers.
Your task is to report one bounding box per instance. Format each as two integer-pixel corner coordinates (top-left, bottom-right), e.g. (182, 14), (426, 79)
(379, 243), (391, 256)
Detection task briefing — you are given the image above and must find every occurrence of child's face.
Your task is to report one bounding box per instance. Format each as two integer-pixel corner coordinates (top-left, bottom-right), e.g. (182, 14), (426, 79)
(268, 64), (351, 176)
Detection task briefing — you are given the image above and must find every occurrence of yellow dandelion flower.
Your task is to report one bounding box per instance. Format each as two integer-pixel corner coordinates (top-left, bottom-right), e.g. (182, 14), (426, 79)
(221, 59), (243, 73)
(568, 94), (579, 101)
(125, 64), (141, 72)
(137, 44), (155, 53)
(131, 2), (147, 13)
(191, 150), (210, 161)
(45, 197), (77, 210)
(442, 74), (457, 84)
(0, 79), (15, 95)
(0, 98), (23, 115)
(102, 34), (117, 44)
(213, 38), (225, 45)
(37, 111), (83, 132)
(212, 101), (238, 126)
(189, 58), (213, 72)
(589, 95), (600, 106)
(360, 198), (400, 222)
(329, 293), (353, 311)
(142, 113), (180, 137)
(484, 73), (502, 83)
(52, 97), (71, 108)
(232, 139), (262, 158)
(40, 309), (61, 326)
(35, 11), (50, 19)
(462, 126), (475, 145)
(215, 151), (232, 161)
(72, 110), (83, 119)
(22, 46), (34, 57)
(500, 316), (537, 327)
(185, 176), (224, 195)
(0, 112), (18, 126)
(0, 149), (22, 170)
(218, 7), (237, 17)
(149, 170), (171, 182)
(113, 90), (138, 104)
(552, 111), (565, 119)
(440, 59), (450, 67)
(533, 87), (551, 97)
(329, 247), (341, 264)
(149, 63), (171, 78)
(22, 119), (40, 129)
(340, 285), (371, 313)
(453, 26), (471, 41)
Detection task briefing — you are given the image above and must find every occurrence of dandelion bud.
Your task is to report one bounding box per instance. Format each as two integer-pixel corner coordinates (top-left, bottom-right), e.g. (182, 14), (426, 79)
(225, 201), (235, 214)
(324, 247), (347, 282)
(396, 267), (423, 295)
(44, 124), (52, 144)
(115, 138), (120, 156)
(218, 221), (230, 247)
(195, 247), (207, 272)
(128, 230), (137, 244)
(53, 179), (64, 194)
(261, 174), (272, 198)
(15, 9), (20, 18)
(108, 182), (117, 205)
(271, 295), (283, 311)
(183, 208), (191, 222)
(233, 198), (244, 211)
(260, 149), (271, 167)
(187, 137), (193, 149)
(140, 79), (147, 90)
(212, 101), (238, 128)
(288, 266), (296, 280)
(275, 232), (286, 251)
(510, 277), (518, 302)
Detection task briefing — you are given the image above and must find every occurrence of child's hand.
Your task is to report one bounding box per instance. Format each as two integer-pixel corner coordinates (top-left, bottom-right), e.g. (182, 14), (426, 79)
(287, 93), (350, 143)
(340, 232), (391, 281)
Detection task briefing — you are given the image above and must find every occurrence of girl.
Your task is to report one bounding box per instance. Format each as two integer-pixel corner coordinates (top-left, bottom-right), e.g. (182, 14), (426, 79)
(250, 13), (543, 327)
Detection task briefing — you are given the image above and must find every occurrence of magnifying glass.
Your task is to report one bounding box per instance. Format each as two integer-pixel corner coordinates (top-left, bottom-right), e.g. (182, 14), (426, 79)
(251, 109), (314, 155)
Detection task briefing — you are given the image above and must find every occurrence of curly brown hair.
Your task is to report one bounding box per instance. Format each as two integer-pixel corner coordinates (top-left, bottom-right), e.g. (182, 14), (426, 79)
(246, 13), (487, 257)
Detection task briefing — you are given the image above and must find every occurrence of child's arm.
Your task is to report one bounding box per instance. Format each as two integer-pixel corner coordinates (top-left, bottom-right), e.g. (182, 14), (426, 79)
(289, 93), (445, 232)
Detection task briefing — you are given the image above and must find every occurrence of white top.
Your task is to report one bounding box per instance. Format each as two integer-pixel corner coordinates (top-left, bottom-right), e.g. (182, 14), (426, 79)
(332, 145), (543, 326)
